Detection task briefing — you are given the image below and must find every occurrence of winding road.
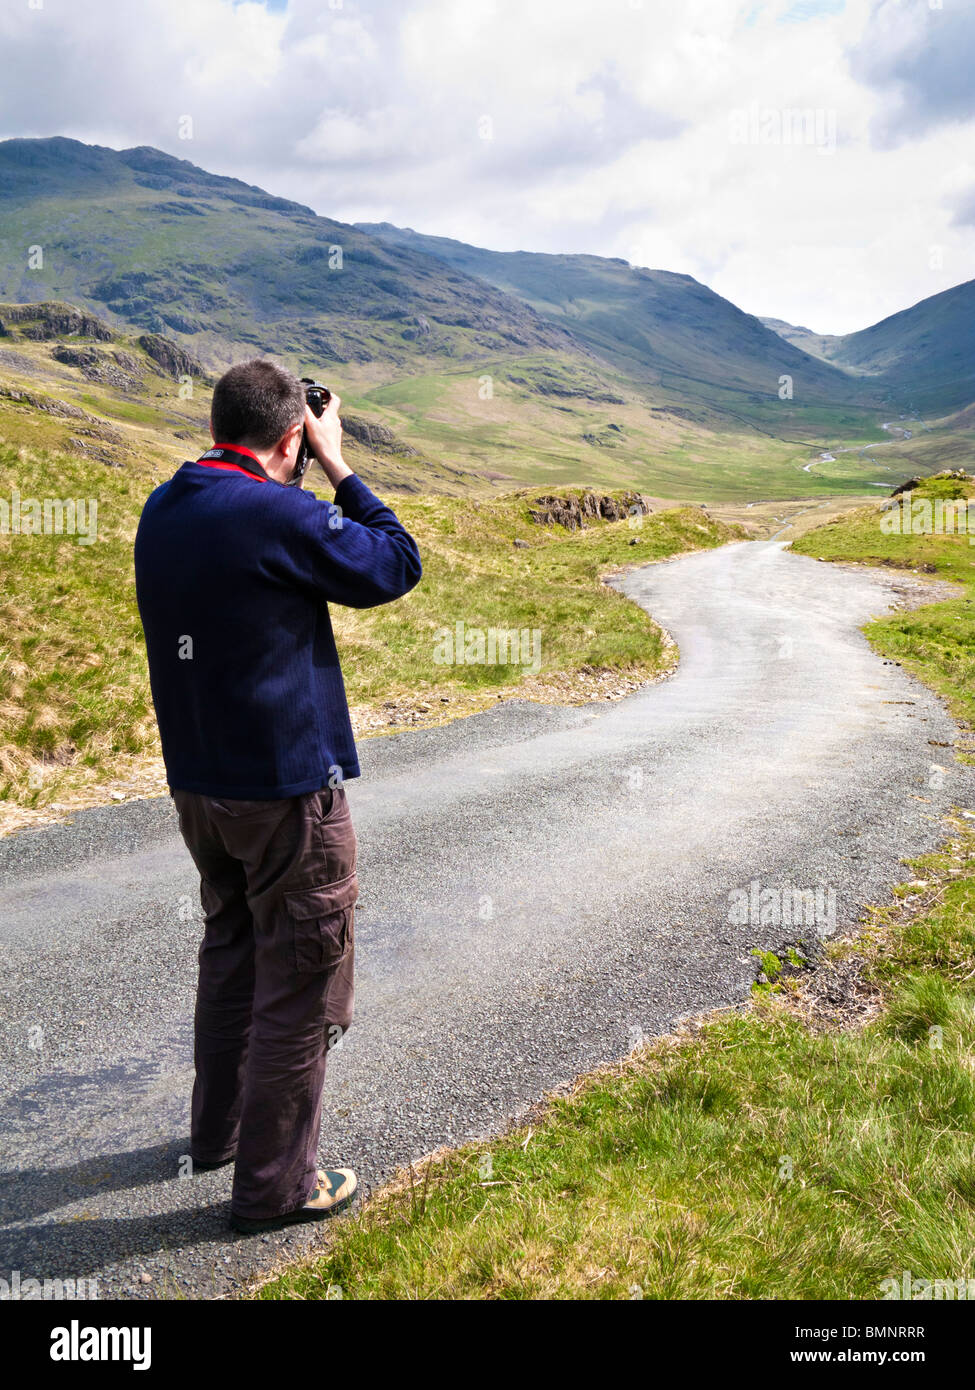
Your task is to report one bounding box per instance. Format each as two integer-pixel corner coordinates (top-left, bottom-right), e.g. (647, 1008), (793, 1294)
(0, 540), (971, 1298)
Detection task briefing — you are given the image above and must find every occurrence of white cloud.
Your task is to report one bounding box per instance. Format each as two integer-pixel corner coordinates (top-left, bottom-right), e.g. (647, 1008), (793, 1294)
(0, 0), (971, 333)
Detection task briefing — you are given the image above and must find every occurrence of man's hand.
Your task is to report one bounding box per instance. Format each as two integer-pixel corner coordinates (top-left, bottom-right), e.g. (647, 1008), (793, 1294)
(304, 393), (353, 488)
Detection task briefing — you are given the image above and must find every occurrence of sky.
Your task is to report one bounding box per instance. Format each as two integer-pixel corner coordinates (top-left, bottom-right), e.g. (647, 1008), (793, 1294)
(1, 0), (972, 334)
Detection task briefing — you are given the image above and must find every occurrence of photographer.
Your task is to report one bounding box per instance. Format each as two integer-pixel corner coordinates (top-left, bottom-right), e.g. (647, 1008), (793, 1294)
(134, 358), (421, 1234)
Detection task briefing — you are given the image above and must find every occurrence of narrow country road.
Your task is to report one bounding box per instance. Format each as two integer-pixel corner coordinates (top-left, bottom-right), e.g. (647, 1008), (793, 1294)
(1, 540), (970, 1298)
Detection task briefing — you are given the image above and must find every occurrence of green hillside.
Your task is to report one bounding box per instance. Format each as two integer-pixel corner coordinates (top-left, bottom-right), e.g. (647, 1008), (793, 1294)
(0, 138), (575, 373)
(358, 222), (883, 438)
(0, 137), (969, 503)
(763, 280), (975, 415)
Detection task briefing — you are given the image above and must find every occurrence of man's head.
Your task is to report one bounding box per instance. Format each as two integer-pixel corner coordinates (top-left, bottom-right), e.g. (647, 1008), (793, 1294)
(210, 358), (305, 483)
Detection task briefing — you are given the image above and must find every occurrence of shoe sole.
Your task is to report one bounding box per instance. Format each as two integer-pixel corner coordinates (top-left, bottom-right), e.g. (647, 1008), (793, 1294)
(230, 1187), (357, 1235)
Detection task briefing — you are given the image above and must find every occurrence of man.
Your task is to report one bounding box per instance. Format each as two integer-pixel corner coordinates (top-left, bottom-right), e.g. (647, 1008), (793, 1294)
(134, 358), (421, 1234)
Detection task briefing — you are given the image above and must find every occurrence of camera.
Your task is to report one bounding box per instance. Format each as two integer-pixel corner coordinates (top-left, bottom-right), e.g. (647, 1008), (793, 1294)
(288, 377), (332, 486)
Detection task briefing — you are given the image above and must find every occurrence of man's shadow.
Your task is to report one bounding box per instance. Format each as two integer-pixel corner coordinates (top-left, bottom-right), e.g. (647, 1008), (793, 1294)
(0, 1140), (260, 1282)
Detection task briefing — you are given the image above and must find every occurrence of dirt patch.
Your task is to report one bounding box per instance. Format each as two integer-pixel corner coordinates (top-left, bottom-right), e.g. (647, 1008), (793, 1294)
(785, 951), (884, 1033)
(833, 564), (964, 611)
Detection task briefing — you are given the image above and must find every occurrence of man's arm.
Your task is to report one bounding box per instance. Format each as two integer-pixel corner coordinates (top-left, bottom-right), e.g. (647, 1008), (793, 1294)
(292, 392), (421, 608)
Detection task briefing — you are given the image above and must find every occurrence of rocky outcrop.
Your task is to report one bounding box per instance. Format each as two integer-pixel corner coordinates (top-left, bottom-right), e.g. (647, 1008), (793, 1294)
(0, 301), (114, 341)
(0, 384), (94, 419)
(51, 345), (142, 392)
(137, 332), (210, 381)
(341, 415), (418, 456)
(891, 469), (971, 498)
(401, 314), (432, 341)
(527, 490), (652, 530)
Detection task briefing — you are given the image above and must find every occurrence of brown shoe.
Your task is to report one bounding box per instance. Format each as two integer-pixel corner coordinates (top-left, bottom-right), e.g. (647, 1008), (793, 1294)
(230, 1168), (358, 1235)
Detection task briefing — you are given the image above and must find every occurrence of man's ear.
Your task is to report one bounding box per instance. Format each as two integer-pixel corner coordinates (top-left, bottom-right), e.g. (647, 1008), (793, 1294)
(283, 419), (304, 460)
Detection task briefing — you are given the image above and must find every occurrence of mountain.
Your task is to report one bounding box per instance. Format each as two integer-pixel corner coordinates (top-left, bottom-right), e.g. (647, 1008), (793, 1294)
(828, 280), (975, 417)
(357, 223), (876, 417)
(0, 137), (578, 371)
(0, 138), (874, 428)
(762, 280), (975, 415)
(759, 317), (844, 363)
(0, 136), (966, 500)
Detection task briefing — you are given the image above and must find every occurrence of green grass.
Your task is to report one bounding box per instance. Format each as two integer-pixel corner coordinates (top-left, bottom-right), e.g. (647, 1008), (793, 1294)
(0, 441), (158, 794)
(0, 436), (738, 808)
(254, 473), (975, 1302)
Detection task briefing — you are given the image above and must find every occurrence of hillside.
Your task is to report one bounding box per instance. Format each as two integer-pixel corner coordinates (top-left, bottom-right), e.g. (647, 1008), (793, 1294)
(358, 222), (881, 431)
(829, 279), (975, 416)
(763, 280), (975, 415)
(0, 137), (968, 501)
(759, 316), (845, 363)
(0, 300), (485, 495)
(0, 138), (583, 372)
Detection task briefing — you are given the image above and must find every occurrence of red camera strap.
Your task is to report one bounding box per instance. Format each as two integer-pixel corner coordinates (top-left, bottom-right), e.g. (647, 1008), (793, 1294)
(196, 444), (270, 482)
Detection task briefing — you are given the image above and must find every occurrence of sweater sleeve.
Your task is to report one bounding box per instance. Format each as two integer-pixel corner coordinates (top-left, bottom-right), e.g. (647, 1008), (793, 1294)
(290, 473), (422, 608)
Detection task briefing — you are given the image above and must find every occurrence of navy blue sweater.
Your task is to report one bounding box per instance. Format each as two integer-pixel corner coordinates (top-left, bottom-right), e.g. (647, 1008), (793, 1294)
(134, 453), (421, 797)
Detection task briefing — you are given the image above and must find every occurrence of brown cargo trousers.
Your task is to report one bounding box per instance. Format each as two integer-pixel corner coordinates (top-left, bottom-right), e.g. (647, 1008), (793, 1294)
(171, 784), (357, 1223)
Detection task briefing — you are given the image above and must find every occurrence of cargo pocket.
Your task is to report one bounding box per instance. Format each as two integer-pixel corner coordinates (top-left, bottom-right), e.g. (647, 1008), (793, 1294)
(285, 874), (358, 973)
(315, 786), (358, 881)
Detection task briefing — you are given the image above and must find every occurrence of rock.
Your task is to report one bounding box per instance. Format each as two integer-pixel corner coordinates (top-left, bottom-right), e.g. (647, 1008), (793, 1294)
(528, 489), (652, 530)
(51, 344), (141, 392)
(67, 436), (124, 467)
(341, 415), (417, 457)
(137, 332), (210, 382)
(401, 314), (432, 341)
(512, 538), (529, 548)
(0, 300), (114, 341)
(0, 385), (92, 419)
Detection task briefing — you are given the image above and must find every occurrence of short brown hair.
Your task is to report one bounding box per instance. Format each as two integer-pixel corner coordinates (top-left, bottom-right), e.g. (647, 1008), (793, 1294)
(210, 358), (305, 450)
